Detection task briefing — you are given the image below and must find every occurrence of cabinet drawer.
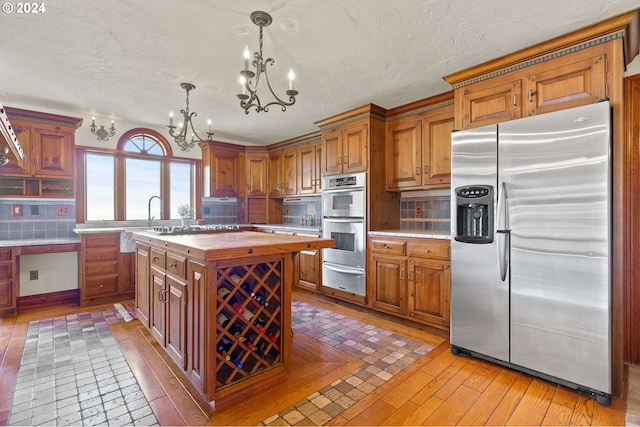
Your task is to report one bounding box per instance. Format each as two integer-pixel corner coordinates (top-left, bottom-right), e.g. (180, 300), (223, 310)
(151, 248), (166, 269)
(85, 261), (118, 276)
(166, 252), (186, 279)
(84, 275), (119, 296)
(370, 239), (406, 256)
(0, 262), (12, 280)
(84, 234), (119, 248)
(84, 246), (119, 262)
(0, 248), (13, 261)
(21, 243), (79, 255)
(408, 240), (450, 260)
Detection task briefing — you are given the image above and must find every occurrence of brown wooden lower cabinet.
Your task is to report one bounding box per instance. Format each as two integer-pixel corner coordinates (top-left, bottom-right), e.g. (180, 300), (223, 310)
(80, 233), (135, 306)
(0, 248), (16, 317)
(368, 236), (450, 331)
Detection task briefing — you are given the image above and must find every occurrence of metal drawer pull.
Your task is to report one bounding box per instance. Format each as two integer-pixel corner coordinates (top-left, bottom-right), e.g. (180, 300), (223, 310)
(513, 93), (518, 107)
(528, 89), (536, 103)
(400, 270), (405, 280)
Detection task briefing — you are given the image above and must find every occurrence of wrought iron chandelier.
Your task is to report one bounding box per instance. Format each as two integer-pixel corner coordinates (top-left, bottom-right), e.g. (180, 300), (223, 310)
(167, 82), (214, 151)
(237, 11), (299, 114)
(90, 117), (116, 141)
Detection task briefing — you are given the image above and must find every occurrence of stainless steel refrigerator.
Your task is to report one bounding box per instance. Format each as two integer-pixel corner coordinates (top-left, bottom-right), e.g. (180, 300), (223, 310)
(450, 101), (611, 405)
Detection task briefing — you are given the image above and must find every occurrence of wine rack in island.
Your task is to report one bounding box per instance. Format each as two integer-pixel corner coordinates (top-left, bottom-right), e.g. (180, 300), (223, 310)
(215, 258), (285, 389)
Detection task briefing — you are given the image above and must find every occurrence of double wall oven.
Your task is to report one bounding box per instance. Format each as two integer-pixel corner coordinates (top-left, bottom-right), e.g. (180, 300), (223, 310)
(322, 172), (366, 296)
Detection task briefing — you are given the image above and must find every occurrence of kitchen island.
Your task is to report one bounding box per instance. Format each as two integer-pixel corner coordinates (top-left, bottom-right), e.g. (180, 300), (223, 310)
(132, 229), (334, 410)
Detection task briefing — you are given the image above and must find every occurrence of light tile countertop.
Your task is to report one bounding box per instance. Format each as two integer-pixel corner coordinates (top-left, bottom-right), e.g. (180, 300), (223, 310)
(368, 229), (451, 240)
(0, 237), (81, 248)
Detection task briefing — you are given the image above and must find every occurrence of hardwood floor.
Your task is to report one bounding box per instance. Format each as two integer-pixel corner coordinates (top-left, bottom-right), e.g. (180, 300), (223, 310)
(0, 292), (632, 426)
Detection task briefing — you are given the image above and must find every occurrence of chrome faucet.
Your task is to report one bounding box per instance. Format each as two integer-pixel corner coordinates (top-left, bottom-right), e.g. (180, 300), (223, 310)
(148, 195), (161, 226)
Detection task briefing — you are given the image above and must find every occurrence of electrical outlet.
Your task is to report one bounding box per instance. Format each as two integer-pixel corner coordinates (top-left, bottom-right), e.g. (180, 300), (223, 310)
(415, 205), (423, 217)
(31, 205), (39, 215)
(57, 205), (71, 216)
(30, 270), (38, 280)
(11, 204), (22, 217)
(285, 207), (290, 215)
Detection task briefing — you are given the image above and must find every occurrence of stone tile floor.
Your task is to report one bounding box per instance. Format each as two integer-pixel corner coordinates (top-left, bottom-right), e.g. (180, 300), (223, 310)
(8, 306), (158, 426)
(261, 300), (435, 426)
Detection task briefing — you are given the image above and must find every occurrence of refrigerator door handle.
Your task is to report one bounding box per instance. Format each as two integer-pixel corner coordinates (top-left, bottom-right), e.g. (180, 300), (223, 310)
(497, 182), (510, 281)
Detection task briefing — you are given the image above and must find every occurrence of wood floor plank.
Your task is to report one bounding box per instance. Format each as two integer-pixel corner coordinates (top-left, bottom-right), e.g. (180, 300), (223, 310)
(129, 325), (210, 426)
(422, 384), (481, 425)
(344, 399), (397, 426)
(411, 358), (471, 406)
(505, 378), (557, 425)
(433, 357), (479, 400)
(591, 395), (626, 426)
(541, 401), (574, 426)
(485, 373), (533, 425)
(379, 400), (421, 425)
(462, 359), (502, 392)
(568, 394), (594, 426)
(404, 395), (445, 425)
(148, 395), (187, 426)
(458, 368), (520, 426)
(381, 370), (433, 408)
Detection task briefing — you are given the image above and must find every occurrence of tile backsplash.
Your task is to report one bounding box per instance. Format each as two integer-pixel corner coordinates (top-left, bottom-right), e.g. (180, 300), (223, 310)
(400, 196), (450, 232)
(201, 197), (238, 224)
(0, 199), (77, 240)
(282, 196), (322, 226)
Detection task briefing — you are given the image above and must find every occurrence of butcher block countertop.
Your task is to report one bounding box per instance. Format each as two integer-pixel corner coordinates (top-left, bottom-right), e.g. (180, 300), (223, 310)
(133, 230), (334, 261)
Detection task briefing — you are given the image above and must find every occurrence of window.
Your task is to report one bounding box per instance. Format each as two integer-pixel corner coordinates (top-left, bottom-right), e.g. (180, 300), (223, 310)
(79, 128), (199, 222)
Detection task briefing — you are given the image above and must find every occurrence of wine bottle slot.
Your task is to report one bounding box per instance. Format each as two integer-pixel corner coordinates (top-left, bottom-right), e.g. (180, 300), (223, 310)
(218, 286), (245, 314)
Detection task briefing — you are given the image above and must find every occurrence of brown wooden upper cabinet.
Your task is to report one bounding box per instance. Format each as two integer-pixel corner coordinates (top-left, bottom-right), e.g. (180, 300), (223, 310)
(453, 44), (608, 130)
(200, 142), (240, 197)
(386, 103), (454, 191)
(244, 152), (268, 197)
(297, 141), (321, 195)
(3, 121), (75, 178)
(320, 119), (368, 176)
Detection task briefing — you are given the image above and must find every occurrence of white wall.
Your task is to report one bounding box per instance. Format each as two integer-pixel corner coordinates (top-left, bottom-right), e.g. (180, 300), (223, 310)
(627, 54), (640, 76)
(18, 252), (78, 296)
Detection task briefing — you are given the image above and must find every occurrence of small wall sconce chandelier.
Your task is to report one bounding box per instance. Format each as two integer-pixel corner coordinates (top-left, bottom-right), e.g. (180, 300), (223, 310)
(90, 117), (116, 141)
(167, 82), (214, 151)
(237, 11), (299, 114)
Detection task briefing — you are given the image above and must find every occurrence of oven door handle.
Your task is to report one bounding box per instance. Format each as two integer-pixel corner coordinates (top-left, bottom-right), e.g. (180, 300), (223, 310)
(324, 264), (365, 275)
(323, 217), (364, 223)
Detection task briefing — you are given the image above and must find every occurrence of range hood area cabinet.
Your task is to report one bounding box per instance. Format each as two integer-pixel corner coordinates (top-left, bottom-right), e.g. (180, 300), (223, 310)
(0, 107), (82, 198)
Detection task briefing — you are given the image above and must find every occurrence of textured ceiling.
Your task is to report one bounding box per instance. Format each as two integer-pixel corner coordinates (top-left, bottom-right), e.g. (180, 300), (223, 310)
(0, 0), (638, 148)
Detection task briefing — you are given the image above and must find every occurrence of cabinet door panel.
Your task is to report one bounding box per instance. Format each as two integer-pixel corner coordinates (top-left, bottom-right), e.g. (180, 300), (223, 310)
(1, 125), (31, 176)
(166, 275), (188, 370)
(32, 127), (74, 177)
(136, 245), (151, 327)
(386, 120), (422, 190)
(0, 280), (15, 312)
(298, 144), (316, 195)
(461, 80), (522, 129)
(281, 148), (297, 195)
(423, 115), (454, 187)
(246, 154), (268, 196)
(321, 131), (342, 176)
(526, 54), (606, 116)
(370, 254), (405, 315)
(211, 150), (239, 196)
(187, 261), (207, 391)
(343, 124), (368, 173)
(151, 268), (167, 346)
(268, 151), (283, 196)
(408, 258), (450, 327)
